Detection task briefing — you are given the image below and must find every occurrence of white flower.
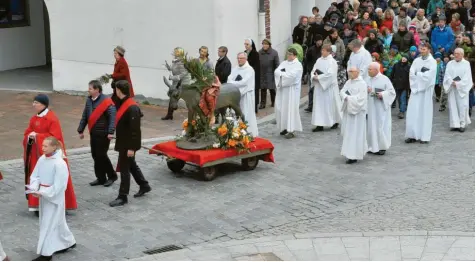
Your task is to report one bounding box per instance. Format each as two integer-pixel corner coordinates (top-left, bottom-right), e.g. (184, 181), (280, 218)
(233, 132), (240, 138)
(241, 129), (248, 135)
(226, 117), (234, 121)
(182, 119), (188, 123)
(181, 130), (187, 136)
(212, 143), (220, 148)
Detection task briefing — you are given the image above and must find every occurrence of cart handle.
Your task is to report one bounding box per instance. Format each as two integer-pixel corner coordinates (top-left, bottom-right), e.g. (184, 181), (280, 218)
(110, 137), (166, 156)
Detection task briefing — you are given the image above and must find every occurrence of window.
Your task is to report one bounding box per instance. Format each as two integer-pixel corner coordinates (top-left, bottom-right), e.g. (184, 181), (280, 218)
(0, 0), (29, 28)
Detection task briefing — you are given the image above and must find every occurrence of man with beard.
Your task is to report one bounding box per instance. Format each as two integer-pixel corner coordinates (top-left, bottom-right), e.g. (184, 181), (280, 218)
(305, 35), (323, 112)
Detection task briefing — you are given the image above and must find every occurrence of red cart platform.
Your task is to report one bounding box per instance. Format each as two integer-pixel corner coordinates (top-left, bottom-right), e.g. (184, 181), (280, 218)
(148, 137), (275, 181)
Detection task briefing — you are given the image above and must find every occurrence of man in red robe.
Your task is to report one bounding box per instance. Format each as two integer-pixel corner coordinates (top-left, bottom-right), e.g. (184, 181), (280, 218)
(111, 46), (135, 98)
(23, 94), (78, 216)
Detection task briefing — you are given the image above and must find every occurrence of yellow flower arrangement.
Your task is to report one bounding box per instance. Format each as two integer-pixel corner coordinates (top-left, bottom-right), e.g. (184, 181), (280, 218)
(211, 118), (254, 152)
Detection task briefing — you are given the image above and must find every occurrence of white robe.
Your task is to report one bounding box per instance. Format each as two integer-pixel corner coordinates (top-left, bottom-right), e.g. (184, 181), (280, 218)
(28, 150), (76, 256)
(310, 55), (343, 127)
(348, 46), (373, 81)
(227, 62), (259, 137)
(366, 73), (396, 152)
(405, 55), (437, 141)
(0, 240), (5, 260)
(443, 59), (473, 128)
(340, 77), (368, 160)
(274, 58), (303, 133)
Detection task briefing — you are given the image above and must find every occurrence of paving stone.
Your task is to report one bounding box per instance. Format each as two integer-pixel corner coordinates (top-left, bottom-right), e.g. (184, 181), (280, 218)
(420, 252), (446, 261)
(291, 249), (319, 260)
(317, 253), (350, 261)
(450, 237), (475, 248)
(423, 236), (458, 253)
(313, 238), (347, 255)
(284, 239), (314, 251)
(443, 247), (475, 261)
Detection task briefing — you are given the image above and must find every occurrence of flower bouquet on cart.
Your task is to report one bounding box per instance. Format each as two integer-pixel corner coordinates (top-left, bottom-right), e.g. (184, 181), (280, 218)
(212, 117), (254, 153)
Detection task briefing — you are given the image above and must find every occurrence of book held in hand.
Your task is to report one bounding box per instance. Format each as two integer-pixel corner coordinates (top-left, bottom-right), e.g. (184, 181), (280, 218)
(345, 90), (351, 95)
(314, 68), (324, 75)
(280, 68), (286, 72)
(234, 75), (243, 81)
(374, 88), (384, 93)
(453, 76), (461, 81)
(420, 67), (430, 73)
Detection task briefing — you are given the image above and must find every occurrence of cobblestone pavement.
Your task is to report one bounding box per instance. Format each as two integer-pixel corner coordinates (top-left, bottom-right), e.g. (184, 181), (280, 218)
(0, 103), (473, 261)
(132, 232), (475, 261)
(0, 86), (308, 160)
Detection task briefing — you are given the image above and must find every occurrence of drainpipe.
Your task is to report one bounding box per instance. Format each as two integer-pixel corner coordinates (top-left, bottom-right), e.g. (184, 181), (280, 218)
(258, 0), (266, 41)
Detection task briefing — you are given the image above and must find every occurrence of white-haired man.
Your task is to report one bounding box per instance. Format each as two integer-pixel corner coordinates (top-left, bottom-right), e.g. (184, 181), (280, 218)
(310, 44), (342, 132)
(227, 52), (259, 137)
(443, 47), (474, 132)
(340, 66), (368, 164)
(366, 62), (396, 155)
(348, 39), (373, 82)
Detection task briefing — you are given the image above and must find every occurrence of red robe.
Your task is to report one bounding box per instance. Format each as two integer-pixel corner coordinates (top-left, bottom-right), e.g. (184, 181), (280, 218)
(23, 109), (77, 210)
(112, 57), (135, 97)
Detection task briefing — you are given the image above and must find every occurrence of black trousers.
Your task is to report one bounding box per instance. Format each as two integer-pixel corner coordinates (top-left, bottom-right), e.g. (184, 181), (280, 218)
(90, 134), (116, 182)
(117, 150), (149, 196)
(255, 88), (259, 113)
(260, 89), (276, 105)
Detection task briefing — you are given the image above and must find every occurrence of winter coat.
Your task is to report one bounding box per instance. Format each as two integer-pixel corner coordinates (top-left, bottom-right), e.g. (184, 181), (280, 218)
(380, 18), (394, 32)
(112, 57), (135, 97)
(323, 36), (346, 62)
(305, 45), (322, 73)
(393, 16), (411, 33)
(426, 0), (444, 16)
(292, 24), (313, 47)
(215, 56), (232, 84)
(245, 41), (261, 90)
(391, 30), (415, 53)
(364, 38), (384, 54)
(258, 48), (280, 90)
(390, 61), (411, 91)
(431, 25), (454, 53)
(411, 17), (431, 41)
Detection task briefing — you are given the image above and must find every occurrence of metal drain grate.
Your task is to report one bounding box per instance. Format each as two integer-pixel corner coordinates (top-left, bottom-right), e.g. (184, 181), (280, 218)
(143, 245), (183, 255)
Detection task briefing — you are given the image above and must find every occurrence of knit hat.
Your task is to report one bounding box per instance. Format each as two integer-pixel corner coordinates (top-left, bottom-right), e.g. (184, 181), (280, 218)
(409, 23), (417, 30)
(438, 14), (446, 21)
(34, 94), (49, 107)
(399, 20), (407, 27)
(262, 38), (272, 45)
(410, 46), (417, 52)
(114, 46), (126, 56)
(434, 52), (442, 59)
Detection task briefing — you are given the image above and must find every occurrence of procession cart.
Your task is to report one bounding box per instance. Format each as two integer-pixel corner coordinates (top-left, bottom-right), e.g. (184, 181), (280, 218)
(147, 137), (275, 181)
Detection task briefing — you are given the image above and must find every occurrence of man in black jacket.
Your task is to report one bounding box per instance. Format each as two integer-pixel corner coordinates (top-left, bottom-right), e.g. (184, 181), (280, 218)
(78, 80), (118, 187)
(109, 80), (151, 207)
(390, 55), (411, 119)
(215, 46), (232, 84)
(304, 35), (323, 112)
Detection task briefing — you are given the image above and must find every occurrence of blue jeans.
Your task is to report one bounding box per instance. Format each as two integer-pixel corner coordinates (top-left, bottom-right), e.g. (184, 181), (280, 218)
(397, 89), (407, 113)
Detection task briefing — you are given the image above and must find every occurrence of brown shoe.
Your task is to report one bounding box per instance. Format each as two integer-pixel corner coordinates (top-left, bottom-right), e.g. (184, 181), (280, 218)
(3, 256), (10, 261)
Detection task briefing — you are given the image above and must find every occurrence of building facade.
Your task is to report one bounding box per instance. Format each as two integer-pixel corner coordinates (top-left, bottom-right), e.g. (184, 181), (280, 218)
(0, 0), (332, 100)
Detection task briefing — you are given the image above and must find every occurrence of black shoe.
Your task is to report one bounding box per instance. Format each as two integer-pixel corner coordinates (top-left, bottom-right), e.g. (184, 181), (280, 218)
(103, 178), (117, 187)
(312, 126), (324, 132)
(330, 123), (339, 129)
(161, 115), (173, 120)
(259, 104), (265, 109)
(55, 243), (76, 254)
(271, 102), (275, 108)
(34, 211), (39, 217)
(405, 138), (416, 143)
(284, 132), (295, 139)
(133, 186), (151, 198)
(89, 179), (105, 186)
(459, 127), (465, 132)
(280, 130), (288, 136)
(420, 141), (429, 144)
(304, 107), (312, 112)
(32, 256), (52, 261)
(109, 196), (128, 207)
(346, 159), (357, 164)
(377, 150), (386, 155)
(391, 104), (396, 109)
(439, 106), (446, 112)
(451, 128), (458, 131)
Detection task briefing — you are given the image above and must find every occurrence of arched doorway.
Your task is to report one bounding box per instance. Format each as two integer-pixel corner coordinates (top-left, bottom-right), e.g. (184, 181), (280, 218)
(0, 0), (53, 92)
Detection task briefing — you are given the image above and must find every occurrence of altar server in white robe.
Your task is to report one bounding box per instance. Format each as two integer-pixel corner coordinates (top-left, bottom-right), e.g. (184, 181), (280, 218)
(274, 48), (303, 139)
(28, 137), (76, 261)
(310, 44), (342, 132)
(366, 62), (396, 155)
(348, 39), (373, 82)
(227, 52), (259, 136)
(340, 66), (368, 164)
(405, 43), (437, 144)
(443, 48), (473, 132)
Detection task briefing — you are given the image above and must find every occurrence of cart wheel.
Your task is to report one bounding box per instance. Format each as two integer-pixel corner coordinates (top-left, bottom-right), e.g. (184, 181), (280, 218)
(166, 159), (186, 173)
(202, 167), (217, 181)
(242, 156), (259, 171)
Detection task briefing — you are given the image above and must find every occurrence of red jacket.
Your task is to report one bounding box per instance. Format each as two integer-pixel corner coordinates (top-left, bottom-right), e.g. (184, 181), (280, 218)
(380, 19), (394, 33)
(112, 57), (135, 97)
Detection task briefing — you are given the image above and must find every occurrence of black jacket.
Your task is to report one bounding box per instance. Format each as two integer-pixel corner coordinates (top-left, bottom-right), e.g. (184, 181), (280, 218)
(77, 93), (116, 136)
(245, 40), (260, 90)
(391, 61), (411, 91)
(364, 38), (384, 55)
(391, 30), (415, 53)
(306, 45), (322, 73)
(215, 56), (232, 83)
(114, 97), (143, 152)
(292, 24), (314, 47)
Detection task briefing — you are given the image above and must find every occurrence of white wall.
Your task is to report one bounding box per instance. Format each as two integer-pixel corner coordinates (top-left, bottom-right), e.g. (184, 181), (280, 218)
(270, 0), (293, 61)
(0, 0), (46, 71)
(44, 0), (259, 100)
(314, 0), (334, 16)
(291, 0), (315, 24)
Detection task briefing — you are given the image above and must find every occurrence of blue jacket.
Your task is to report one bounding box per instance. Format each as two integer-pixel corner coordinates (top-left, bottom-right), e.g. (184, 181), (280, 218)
(431, 25), (454, 53)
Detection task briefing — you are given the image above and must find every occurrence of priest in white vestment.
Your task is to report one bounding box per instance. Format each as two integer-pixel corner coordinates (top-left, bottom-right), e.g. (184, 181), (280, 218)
(340, 66), (369, 164)
(405, 43), (437, 144)
(28, 137), (76, 261)
(0, 239), (7, 261)
(274, 48), (303, 139)
(227, 52), (259, 137)
(348, 39), (373, 82)
(366, 62), (396, 155)
(443, 48), (473, 132)
(310, 44), (342, 132)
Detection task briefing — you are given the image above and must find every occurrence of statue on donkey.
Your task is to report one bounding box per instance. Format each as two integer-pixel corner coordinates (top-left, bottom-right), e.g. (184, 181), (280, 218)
(163, 48), (244, 150)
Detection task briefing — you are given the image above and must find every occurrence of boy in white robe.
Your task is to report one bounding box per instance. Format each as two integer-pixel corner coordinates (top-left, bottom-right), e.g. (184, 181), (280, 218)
(340, 66), (369, 164)
(310, 44), (342, 132)
(348, 39), (373, 82)
(27, 137), (76, 261)
(366, 62), (396, 155)
(405, 43), (437, 144)
(443, 48), (473, 132)
(227, 52), (259, 137)
(274, 48), (304, 139)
